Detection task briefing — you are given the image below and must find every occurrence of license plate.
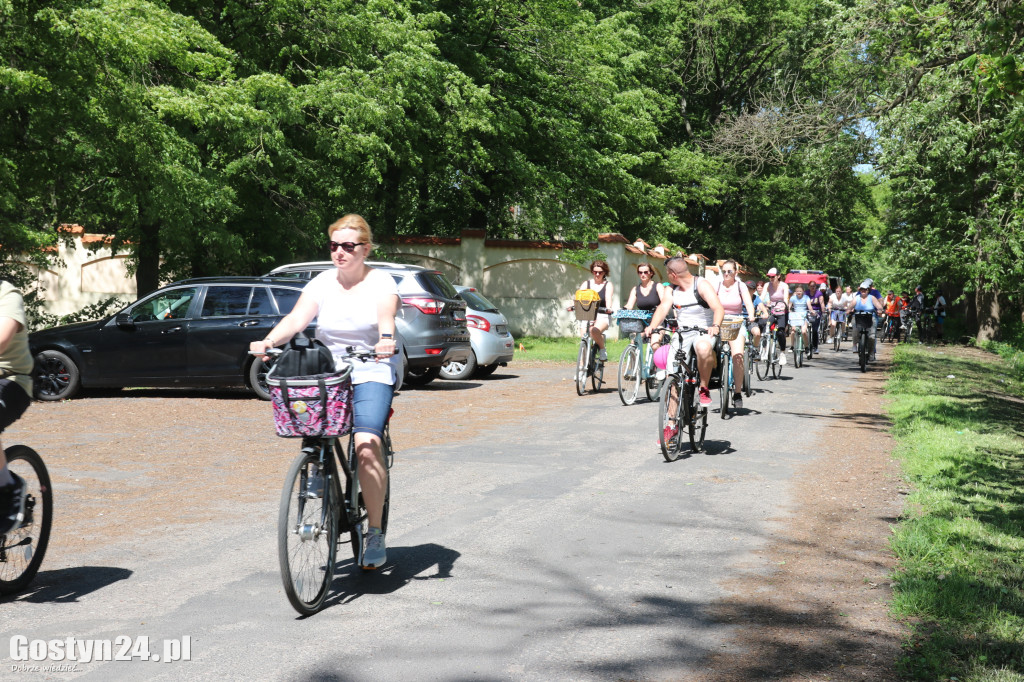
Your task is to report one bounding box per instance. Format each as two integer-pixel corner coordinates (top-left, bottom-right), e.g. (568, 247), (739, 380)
(496, 325), (508, 335)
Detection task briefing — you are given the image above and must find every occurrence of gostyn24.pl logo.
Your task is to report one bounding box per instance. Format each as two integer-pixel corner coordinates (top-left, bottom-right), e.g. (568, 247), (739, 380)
(8, 635), (191, 664)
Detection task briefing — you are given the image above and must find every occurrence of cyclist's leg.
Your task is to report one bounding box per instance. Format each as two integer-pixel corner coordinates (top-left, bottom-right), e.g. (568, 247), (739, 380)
(350, 382), (393, 531)
(591, 314), (610, 358)
(728, 331), (745, 396)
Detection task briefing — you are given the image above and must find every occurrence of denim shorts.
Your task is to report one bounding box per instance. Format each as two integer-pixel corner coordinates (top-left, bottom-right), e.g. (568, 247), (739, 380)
(351, 380), (394, 438)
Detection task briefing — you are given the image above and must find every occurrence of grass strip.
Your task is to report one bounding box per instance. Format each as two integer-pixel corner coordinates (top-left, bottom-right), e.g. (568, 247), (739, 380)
(886, 344), (1024, 681)
(513, 335), (631, 363)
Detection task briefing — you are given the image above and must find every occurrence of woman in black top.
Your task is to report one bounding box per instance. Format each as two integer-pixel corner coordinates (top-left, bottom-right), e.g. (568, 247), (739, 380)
(623, 262), (669, 348)
(578, 259), (616, 361)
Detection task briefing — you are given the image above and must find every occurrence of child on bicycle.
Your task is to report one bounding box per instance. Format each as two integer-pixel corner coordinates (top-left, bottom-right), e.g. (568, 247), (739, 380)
(0, 280), (33, 536)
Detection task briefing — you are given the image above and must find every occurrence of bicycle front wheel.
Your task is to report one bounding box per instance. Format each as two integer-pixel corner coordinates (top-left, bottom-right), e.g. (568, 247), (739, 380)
(859, 332), (869, 372)
(659, 375), (685, 462)
(617, 344), (641, 406)
(575, 340), (589, 396)
(0, 446), (52, 595)
(278, 449), (337, 615)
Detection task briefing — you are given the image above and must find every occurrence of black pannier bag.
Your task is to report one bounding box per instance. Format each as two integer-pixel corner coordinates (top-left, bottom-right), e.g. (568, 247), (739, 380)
(272, 336), (336, 378)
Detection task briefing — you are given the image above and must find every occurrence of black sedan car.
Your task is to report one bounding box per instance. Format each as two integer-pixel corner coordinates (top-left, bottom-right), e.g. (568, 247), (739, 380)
(30, 276), (309, 400)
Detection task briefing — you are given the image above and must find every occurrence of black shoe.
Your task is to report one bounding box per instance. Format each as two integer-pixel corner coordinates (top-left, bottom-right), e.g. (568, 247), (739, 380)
(0, 472), (27, 535)
(733, 392), (743, 409)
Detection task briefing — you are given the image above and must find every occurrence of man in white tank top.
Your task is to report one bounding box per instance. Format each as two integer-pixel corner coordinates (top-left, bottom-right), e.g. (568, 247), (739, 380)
(647, 258), (725, 416)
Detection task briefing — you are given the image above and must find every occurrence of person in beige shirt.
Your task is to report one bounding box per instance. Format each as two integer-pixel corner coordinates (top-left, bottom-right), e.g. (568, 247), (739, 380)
(0, 280), (33, 535)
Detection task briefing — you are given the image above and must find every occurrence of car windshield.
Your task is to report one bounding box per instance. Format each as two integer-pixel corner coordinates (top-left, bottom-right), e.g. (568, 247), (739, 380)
(459, 289), (499, 312)
(417, 272), (459, 299)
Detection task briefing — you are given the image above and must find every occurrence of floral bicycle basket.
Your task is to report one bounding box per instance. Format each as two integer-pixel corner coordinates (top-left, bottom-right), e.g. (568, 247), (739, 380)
(613, 309), (652, 334)
(573, 289), (602, 321)
(267, 364), (353, 438)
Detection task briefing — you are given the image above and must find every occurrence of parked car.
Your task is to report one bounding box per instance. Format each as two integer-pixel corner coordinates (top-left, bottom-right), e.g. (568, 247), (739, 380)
(266, 261), (471, 386)
(30, 276), (310, 401)
(439, 286), (514, 380)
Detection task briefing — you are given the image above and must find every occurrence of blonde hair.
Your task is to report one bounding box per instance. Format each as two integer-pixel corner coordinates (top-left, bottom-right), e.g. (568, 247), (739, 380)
(327, 214), (373, 248)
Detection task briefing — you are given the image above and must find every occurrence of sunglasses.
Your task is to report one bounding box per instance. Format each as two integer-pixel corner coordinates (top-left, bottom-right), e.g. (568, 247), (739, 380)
(638, 269), (651, 275)
(329, 241), (366, 254)
(722, 270), (735, 275)
(592, 269), (605, 274)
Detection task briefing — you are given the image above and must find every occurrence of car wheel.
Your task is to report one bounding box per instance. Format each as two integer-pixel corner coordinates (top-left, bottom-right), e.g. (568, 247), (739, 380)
(248, 357), (273, 401)
(33, 350), (81, 401)
(439, 352), (477, 380)
(474, 363), (500, 378)
(403, 365), (441, 386)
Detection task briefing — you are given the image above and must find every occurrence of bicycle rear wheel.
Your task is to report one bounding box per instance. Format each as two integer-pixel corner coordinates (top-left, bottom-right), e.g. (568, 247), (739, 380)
(617, 344), (641, 406)
(279, 449), (337, 615)
(743, 345), (753, 398)
(575, 340), (588, 396)
(719, 353), (731, 419)
(591, 350), (604, 393)
(0, 446), (52, 595)
(756, 337), (771, 381)
(686, 382), (707, 453)
(659, 375), (685, 462)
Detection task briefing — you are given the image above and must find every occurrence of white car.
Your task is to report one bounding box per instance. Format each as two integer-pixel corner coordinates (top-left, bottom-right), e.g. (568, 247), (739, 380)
(440, 286), (515, 380)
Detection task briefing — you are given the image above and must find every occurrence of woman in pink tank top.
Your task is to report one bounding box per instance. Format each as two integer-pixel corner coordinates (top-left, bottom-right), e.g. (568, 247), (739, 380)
(717, 260), (757, 406)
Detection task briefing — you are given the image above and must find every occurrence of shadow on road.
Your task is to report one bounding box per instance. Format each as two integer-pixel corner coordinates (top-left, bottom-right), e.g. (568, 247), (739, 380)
(1, 565), (133, 603)
(314, 543), (461, 613)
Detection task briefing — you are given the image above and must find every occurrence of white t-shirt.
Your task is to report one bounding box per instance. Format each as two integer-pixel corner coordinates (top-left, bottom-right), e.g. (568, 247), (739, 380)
(303, 268), (401, 385)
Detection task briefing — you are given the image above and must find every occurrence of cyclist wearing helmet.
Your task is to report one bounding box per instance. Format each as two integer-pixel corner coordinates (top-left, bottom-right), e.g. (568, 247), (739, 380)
(764, 268), (790, 363)
(847, 281), (884, 360)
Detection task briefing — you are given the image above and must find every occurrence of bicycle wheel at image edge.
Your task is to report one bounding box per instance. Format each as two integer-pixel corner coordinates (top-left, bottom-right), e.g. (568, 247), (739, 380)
(0, 446), (52, 595)
(658, 375), (685, 462)
(575, 340), (588, 396)
(278, 450), (337, 615)
(617, 344), (641, 406)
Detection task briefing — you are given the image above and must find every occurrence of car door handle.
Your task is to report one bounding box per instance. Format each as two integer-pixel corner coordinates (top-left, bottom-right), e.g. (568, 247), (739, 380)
(239, 319), (262, 327)
(162, 326), (184, 334)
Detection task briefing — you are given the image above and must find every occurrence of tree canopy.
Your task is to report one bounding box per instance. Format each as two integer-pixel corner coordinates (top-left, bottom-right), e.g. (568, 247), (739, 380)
(2, 0), (1021, 336)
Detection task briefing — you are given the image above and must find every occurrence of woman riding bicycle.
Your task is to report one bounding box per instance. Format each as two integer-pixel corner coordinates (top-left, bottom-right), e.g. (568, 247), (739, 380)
(623, 262), (668, 349)
(250, 214), (399, 570)
(577, 260), (616, 362)
(0, 280), (33, 536)
(846, 281), (884, 361)
(788, 284), (811, 356)
(765, 268), (790, 362)
(715, 260), (756, 408)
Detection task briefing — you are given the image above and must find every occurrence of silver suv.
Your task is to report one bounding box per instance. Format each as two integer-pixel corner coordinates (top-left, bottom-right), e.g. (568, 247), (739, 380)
(266, 261), (471, 386)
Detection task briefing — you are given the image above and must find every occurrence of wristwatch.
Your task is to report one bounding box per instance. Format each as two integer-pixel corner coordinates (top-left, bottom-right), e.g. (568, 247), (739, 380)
(380, 333), (394, 339)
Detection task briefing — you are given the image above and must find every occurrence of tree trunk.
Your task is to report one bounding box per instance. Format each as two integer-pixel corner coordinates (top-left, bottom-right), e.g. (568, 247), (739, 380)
(135, 221), (161, 297)
(975, 287), (1001, 342)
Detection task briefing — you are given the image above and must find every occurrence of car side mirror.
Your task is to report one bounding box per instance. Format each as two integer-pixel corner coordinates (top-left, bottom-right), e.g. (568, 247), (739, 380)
(115, 313), (135, 329)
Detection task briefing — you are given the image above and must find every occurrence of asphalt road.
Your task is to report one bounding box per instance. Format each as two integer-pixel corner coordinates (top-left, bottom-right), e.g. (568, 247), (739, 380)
(1, 342), (876, 680)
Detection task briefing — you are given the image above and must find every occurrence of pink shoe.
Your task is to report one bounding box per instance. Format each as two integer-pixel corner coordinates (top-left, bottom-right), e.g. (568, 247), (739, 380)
(661, 424), (678, 444)
(699, 387), (712, 406)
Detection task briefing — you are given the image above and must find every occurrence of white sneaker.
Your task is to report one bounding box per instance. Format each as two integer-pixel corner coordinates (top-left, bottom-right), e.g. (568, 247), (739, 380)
(598, 348), (608, 362)
(779, 354), (786, 366)
(361, 527), (387, 569)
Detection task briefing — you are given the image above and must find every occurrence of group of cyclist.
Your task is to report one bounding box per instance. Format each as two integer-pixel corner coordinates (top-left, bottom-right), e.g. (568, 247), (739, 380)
(577, 260), (949, 435)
